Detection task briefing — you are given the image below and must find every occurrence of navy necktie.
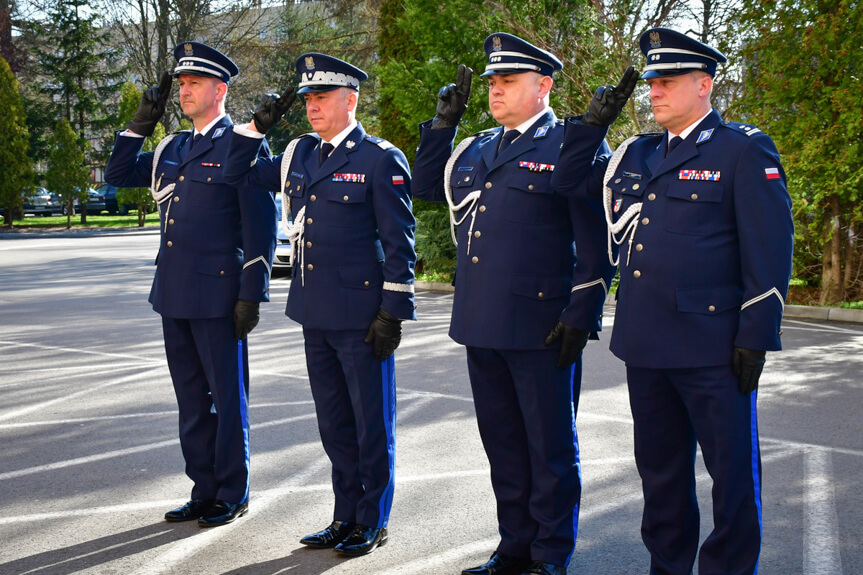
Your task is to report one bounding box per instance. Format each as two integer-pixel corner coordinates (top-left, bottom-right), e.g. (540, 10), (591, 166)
(498, 129), (520, 157)
(667, 135), (682, 156)
(319, 142), (334, 166)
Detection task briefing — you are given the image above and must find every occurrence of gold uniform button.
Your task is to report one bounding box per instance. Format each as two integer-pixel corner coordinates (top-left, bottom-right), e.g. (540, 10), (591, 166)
(207, 177), (212, 182)
(306, 218), (313, 225)
(648, 193), (656, 201)
(691, 193), (699, 200)
(179, 176), (185, 182)
(168, 219), (174, 225)
(633, 270), (642, 278)
(166, 241), (173, 247)
(464, 176), (470, 182)
(306, 241), (312, 248)
(528, 184), (534, 190)
(310, 195), (317, 202)
(307, 264), (314, 270)
(472, 256), (479, 263)
(220, 270), (225, 276)
(160, 172), (164, 177)
(343, 195), (349, 201)
(538, 292), (544, 298)
(286, 181), (291, 188)
(614, 178), (622, 184)
(635, 243), (643, 251)
(479, 205), (487, 212)
(633, 184), (640, 190)
(474, 231), (481, 238)
(364, 281), (370, 286)
(708, 305), (716, 312)
(173, 196), (179, 202)
(485, 182), (492, 189)
(622, 187), (627, 192)
(641, 217), (650, 225)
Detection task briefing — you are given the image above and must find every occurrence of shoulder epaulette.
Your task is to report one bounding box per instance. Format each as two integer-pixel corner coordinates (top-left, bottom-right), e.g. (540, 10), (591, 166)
(365, 134), (394, 150)
(721, 120), (762, 137)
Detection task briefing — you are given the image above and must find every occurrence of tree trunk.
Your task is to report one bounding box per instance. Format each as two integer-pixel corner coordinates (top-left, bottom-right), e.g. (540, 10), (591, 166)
(819, 194), (844, 305)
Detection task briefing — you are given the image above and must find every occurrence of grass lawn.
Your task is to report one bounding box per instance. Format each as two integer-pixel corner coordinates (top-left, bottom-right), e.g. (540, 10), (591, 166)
(5, 213), (160, 229)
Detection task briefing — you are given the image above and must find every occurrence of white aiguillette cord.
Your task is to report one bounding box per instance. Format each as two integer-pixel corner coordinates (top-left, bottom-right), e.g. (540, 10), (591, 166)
(603, 135), (643, 266)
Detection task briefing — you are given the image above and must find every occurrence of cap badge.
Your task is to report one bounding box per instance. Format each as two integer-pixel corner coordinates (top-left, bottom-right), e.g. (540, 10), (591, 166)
(492, 36), (502, 52)
(184, 43), (194, 55)
(649, 31), (661, 49)
(305, 56), (315, 70)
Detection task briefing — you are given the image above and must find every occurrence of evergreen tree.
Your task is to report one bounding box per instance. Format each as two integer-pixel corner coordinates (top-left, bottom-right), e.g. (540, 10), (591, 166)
(115, 80), (159, 227)
(0, 55), (31, 226)
(45, 118), (89, 229)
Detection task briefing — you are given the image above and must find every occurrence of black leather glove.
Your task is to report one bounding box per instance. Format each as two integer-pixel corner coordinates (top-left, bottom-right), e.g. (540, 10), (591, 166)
(127, 71), (173, 137)
(544, 321), (590, 369)
(233, 299), (260, 340)
(252, 85), (297, 134)
(431, 64), (473, 129)
(732, 347), (766, 394)
(364, 309), (402, 361)
(582, 65), (639, 127)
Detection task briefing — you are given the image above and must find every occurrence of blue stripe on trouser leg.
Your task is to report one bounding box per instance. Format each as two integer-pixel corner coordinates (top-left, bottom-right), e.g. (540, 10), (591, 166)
(750, 390), (762, 574)
(237, 339), (251, 504)
(376, 354), (397, 527)
(564, 359), (582, 567)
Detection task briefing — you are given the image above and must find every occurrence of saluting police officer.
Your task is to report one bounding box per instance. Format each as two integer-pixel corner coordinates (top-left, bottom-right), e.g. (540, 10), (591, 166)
(223, 53), (416, 557)
(412, 34), (635, 575)
(105, 42), (276, 527)
(555, 29), (793, 575)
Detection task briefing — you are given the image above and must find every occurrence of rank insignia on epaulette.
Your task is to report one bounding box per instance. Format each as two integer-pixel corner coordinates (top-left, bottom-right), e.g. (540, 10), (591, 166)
(534, 125), (550, 138)
(696, 128), (714, 144)
(679, 169), (721, 181)
(201, 162), (221, 168)
(614, 198), (623, 213)
(332, 173), (365, 183)
(213, 127), (226, 139)
(519, 161), (554, 172)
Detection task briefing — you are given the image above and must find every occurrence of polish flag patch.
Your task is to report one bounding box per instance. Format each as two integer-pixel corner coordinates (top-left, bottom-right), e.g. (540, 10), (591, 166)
(765, 167), (781, 180)
(392, 175), (405, 185)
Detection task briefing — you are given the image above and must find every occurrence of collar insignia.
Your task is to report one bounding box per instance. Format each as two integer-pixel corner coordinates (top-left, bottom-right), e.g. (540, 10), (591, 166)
(534, 125), (550, 138)
(696, 128), (714, 144)
(345, 140), (355, 149)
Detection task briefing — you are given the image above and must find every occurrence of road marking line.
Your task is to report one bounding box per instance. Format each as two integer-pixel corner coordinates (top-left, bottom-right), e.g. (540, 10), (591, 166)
(0, 340), (163, 363)
(803, 447), (843, 574)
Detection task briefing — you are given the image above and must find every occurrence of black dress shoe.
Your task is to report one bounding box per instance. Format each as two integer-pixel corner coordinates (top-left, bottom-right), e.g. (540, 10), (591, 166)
(197, 500), (248, 527)
(333, 524), (388, 556)
(164, 499), (214, 522)
(462, 551), (533, 575)
(300, 520), (356, 548)
(521, 561), (567, 575)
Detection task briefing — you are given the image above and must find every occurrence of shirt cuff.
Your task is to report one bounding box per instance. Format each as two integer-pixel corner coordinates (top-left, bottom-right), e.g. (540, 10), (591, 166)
(120, 130), (145, 138)
(233, 123), (265, 139)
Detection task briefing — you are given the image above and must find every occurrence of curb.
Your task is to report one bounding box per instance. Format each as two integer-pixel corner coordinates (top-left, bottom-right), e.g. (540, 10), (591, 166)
(414, 286), (863, 324)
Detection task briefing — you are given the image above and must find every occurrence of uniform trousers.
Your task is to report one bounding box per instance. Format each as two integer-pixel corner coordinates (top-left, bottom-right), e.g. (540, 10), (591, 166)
(626, 365), (762, 575)
(162, 316), (251, 505)
(303, 327), (397, 529)
(466, 346), (582, 567)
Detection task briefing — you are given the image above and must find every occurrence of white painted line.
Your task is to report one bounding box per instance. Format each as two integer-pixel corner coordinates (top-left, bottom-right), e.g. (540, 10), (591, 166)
(803, 447), (843, 574)
(781, 319), (863, 334)
(375, 537), (499, 575)
(0, 369), (162, 423)
(0, 340), (163, 363)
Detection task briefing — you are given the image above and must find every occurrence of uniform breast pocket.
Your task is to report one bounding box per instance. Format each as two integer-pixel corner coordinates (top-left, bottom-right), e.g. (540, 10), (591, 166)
(664, 184), (725, 235)
(286, 178), (305, 199)
(502, 173), (563, 225)
(155, 164), (180, 187)
(451, 169), (477, 190)
(326, 184), (368, 227)
(607, 178), (645, 220)
(187, 171), (237, 209)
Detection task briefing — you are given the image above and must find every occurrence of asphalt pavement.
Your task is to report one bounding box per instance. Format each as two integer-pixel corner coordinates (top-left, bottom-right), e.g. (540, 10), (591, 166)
(0, 231), (861, 575)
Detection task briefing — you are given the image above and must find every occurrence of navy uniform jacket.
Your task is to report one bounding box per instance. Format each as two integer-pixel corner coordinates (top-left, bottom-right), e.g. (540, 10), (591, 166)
(223, 122), (417, 329)
(104, 115), (276, 318)
(568, 109), (793, 368)
(411, 111), (614, 349)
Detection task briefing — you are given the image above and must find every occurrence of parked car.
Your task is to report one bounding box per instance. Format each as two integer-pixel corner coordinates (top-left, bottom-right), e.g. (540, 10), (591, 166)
(78, 188), (107, 215)
(273, 194), (292, 272)
(95, 183), (132, 215)
(22, 187), (54, 216)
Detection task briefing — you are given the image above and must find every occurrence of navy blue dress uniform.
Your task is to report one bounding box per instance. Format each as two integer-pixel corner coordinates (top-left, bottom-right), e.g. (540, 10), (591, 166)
(556, 29), (794, 575)
(223, 54), (416, 537)
(104, 42), (276, 519)
(412, 34), (614, 570)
